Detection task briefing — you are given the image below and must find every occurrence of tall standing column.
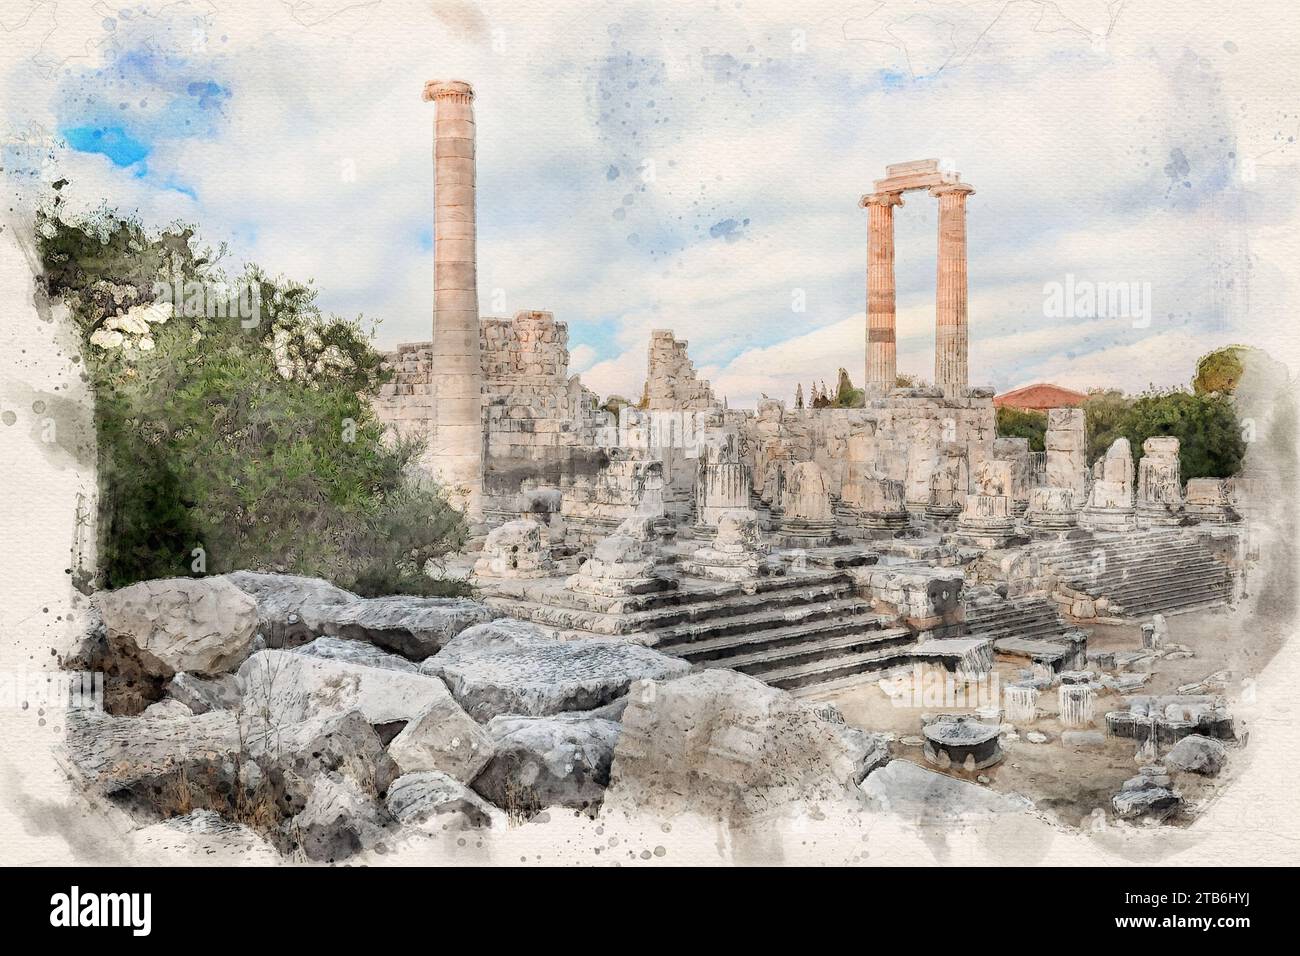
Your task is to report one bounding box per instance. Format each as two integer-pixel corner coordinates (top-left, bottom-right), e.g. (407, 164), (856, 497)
(932, 182), (974, 394)
(861, 192), (903, 394)
(423, 79), (483, 519)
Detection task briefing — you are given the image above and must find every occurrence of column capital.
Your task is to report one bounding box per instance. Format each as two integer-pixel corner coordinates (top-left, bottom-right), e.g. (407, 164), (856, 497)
(860, 191), (905, 209)
(423, 79), (475, 103)
(930, 182), (975, 199)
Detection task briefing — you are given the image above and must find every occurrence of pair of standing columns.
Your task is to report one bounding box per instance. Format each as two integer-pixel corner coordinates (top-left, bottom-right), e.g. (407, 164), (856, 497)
(862, 183), (974, 395)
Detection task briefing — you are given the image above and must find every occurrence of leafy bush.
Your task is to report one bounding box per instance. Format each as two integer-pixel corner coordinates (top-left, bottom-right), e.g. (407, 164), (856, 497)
(1192, 346), (1247, 396)
(995, 406), (1047, 452)
(1119, 389), (1246, 483)
(1081, 389), (1132, 464)
(38, 196), (468, 594)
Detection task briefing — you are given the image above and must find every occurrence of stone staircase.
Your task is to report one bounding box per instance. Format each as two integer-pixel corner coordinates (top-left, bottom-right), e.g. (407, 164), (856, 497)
(484, 569), (917, 693)
(1034, 529), (1231, 618)
(964, 595), (1072, 645)
(963, 593), (1084, 671)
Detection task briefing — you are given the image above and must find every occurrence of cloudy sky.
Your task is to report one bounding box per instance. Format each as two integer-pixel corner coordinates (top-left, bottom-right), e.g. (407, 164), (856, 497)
(3, 0), (1296, 406)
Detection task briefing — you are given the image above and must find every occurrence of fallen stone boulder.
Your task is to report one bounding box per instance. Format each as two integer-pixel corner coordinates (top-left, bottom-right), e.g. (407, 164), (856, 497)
(321, 597), (495, 660)
(222, 571), (359, 646)
(386, 771), (496, 830)
(386, 697), (495, 782)
(164, 672), (241, 714)
(65, 707), (397, 825)
(236, 649), (452, 726)
(473, 713), (621, 814)
(1111, 767), (1182, 821)
(860, 759), (1034, 821)
(1166, 734), (1228, 776)
(142, 699), (192, 719)
(135, 810), (281, 863)
(292, 773), (392, 862)
(421, 618), (691, 722)
(95, 577), (259, 678)
(223, 572), (494, 660)
(603, 668), (876, 821)
(291, 636), (419, 673)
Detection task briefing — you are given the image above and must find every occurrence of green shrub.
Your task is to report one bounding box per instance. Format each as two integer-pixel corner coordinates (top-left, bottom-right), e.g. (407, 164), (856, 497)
(38, 198), (468, 595)
(995, 406), (1047, 452)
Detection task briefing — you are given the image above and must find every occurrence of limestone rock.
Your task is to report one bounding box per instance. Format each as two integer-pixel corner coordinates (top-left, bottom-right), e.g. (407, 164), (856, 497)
(95, 576), (259, 678)
(1112, 785), (1182, 820)
(237, 649), (456, 726)
(291, 636), (418, 673)
(604, 668), (873, 821)
(142, 699), (193, 719)
(1166, 734), (1228, 776)
(65, 707), (397, 822)
(224, 571), (495, 660)
(135, 810), (281, 864)
(1111, 766), (1183, 820)
(473, 518), (554, 578)
(320, 596), (495, 660)
(386, 771), (496, 830)
(386, 697), (495, 782)
(222, 570), (358, 645)
(293, 773), (391, 862)
(860, 759), (1035, 821)
(421, 618), (690, 721)
(473, 713), (622, 813)
(164, 672), (241, 714)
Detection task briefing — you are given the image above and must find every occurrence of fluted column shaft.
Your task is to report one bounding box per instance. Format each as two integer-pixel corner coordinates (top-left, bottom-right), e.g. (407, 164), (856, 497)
(424, 79), (483, 518)
(862, 192), (903, 394)
(932, 182), (973, 394)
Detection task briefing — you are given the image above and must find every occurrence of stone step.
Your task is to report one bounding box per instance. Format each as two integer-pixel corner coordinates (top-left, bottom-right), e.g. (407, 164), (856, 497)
(725, 627), (914, 676)
(1108, 582), (1231, 617)
(964, 606), (1064, 628)
(1036, 527), (1193, 548)
(760, 642), (931, 691)
(1036, 539), (1206, 564)
(485, 577), (861, 637)
(1112, 593), (1231, 618)
(1062, 563), (1228, 594)
(966, 620), (1073, 645)
(649, 597), (877, 649)
(1043, 547), (1215, 574)
(664, 613), (897, 662)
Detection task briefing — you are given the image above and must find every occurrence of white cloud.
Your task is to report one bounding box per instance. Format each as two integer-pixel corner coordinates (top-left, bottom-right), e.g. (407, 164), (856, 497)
(3, 0), (1295, 403)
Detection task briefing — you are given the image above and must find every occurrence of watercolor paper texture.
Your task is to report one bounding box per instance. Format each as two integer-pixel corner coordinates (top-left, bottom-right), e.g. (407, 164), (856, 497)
(1, 0), (1297, 866)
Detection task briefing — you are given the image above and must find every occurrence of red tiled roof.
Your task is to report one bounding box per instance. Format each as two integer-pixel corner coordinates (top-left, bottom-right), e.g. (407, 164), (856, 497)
(993, 383), (1088, 411)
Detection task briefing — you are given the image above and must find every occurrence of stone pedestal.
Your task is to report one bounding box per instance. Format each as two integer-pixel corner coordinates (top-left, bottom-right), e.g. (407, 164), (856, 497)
(693, 430), (751, 537)
(956, 458), (1017, 546)
(682, 509), (770, 582)
(1136, 436), (1184, 527)
(473, 518), (553, 578)
(565, 516), (676, 597)
(1025, 486), (1079, 531)
(1184, 478), (1238, 523)
(924, 446), (968, 520)
(1003, 683), (1040, 722)
(1058, 683), (1097, 728)
(774, 461), (837, 547)
(840, 433), (909, 533)
(993, 437), (1032, 515)
(956, 493), (1017, 547)
(923, 715), (1002, 770)
(1079, 437), (1136, 532)
(1044, 407), (1087, 499)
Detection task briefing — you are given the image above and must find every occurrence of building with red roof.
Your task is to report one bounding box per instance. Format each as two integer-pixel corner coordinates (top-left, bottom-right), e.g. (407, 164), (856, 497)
(993, 383), (1088, 411)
